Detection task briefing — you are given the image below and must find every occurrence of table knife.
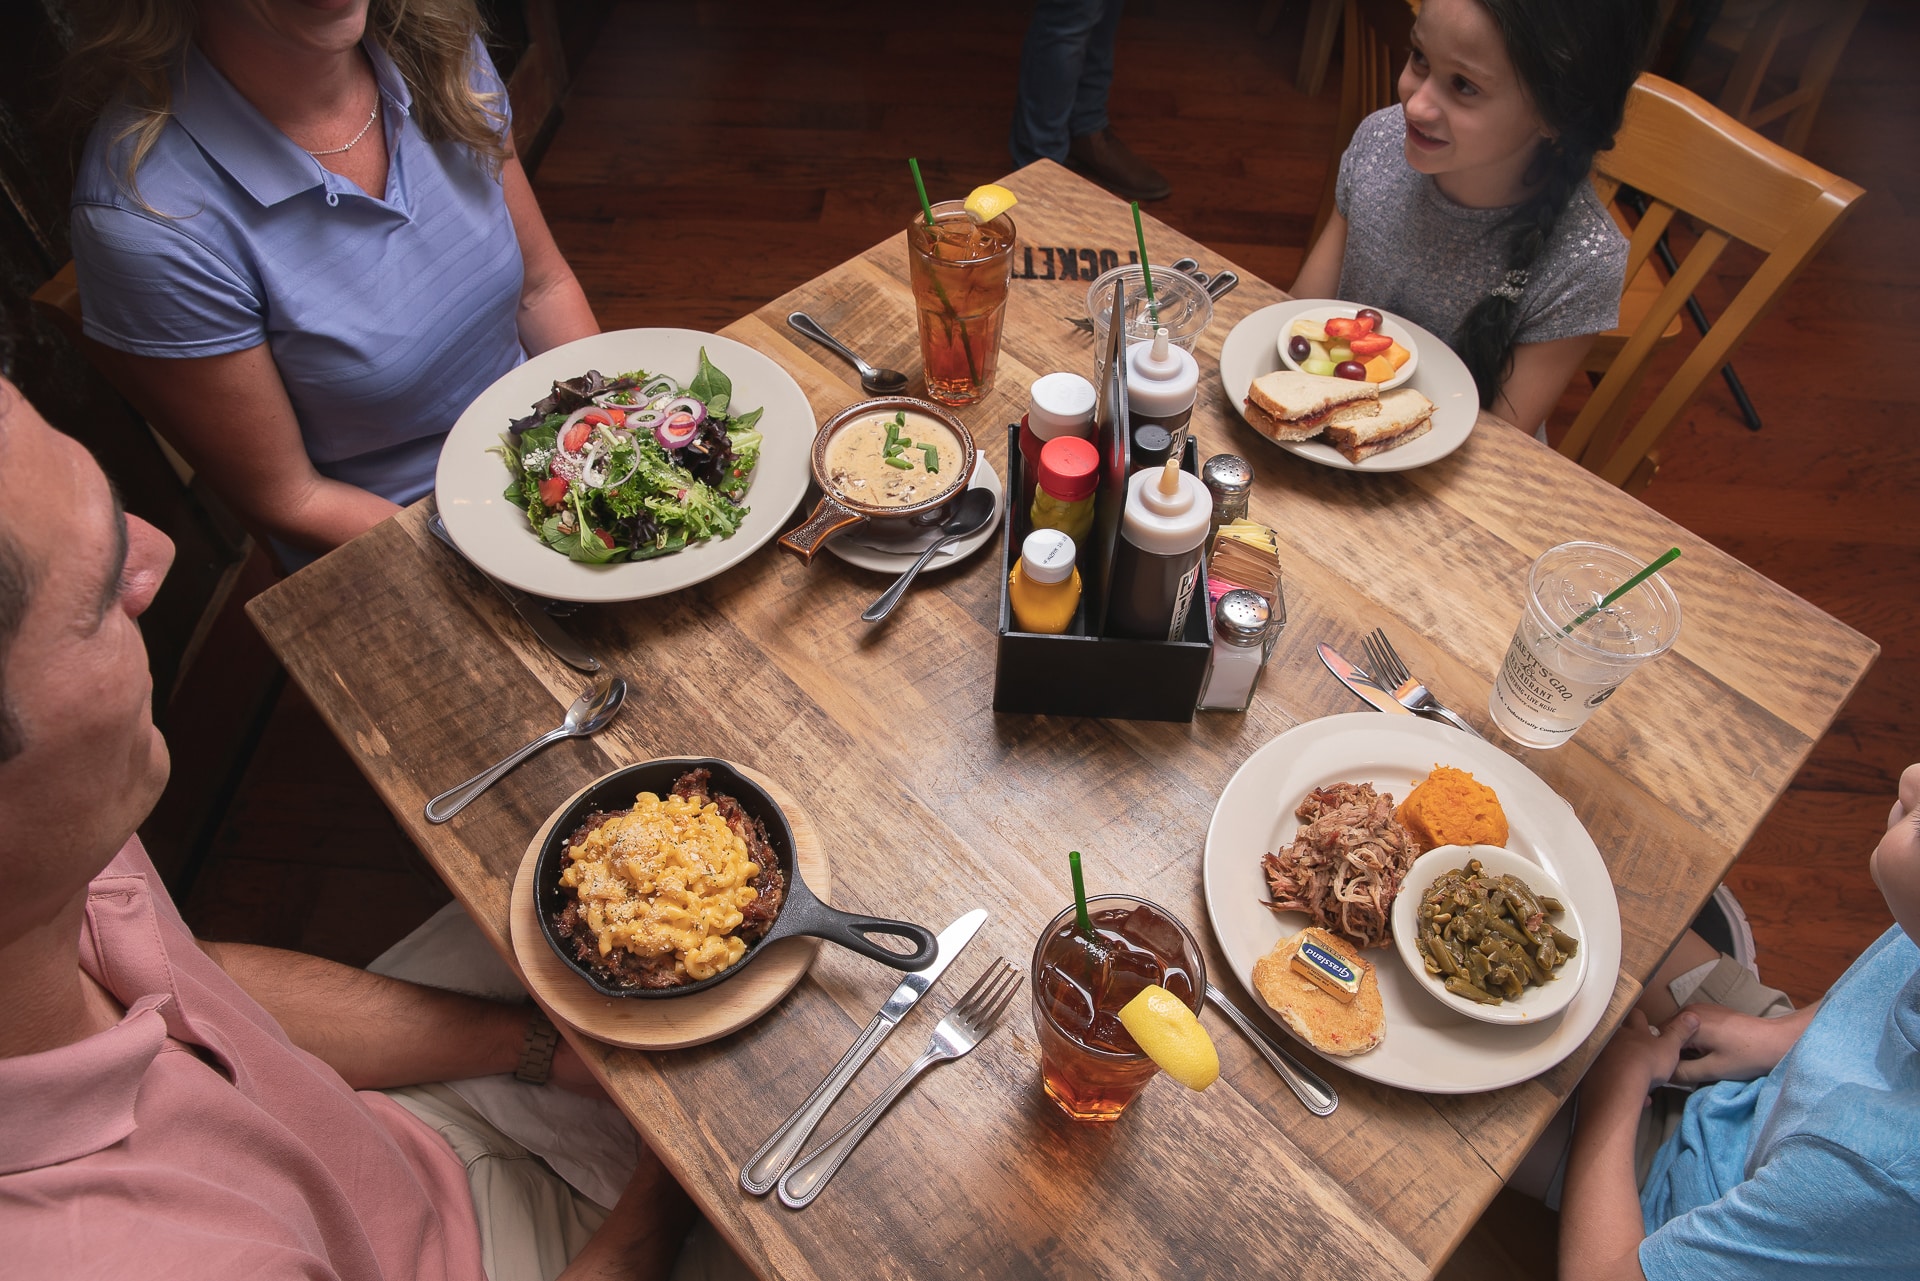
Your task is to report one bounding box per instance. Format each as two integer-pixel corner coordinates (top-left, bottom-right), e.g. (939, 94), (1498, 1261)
(1317, 642), (1415, 717)
(428, 514), (599, 673)
(739, 907), (988, 1195)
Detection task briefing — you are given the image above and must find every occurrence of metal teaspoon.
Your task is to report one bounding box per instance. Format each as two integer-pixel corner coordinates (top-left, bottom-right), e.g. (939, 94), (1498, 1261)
(787, 312), (910, 395)
(424, 675), (627, 823)
(861, 487), (998, 623)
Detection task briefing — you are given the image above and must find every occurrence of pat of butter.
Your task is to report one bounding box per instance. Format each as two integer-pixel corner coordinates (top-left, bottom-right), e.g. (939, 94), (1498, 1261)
(1290, 931), (1361, 1004)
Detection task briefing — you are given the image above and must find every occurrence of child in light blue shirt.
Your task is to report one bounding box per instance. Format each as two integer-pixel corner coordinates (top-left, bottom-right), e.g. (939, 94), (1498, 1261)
(1559, 763), (1920, 1280)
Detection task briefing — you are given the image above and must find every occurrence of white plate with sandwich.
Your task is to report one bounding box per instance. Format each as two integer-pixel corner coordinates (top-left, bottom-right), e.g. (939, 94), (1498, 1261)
(1218, 299), (1478, 472)
(1201, 714), (1622, 1093)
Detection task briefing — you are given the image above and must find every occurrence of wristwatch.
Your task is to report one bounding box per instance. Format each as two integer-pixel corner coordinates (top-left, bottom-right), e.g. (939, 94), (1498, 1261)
(513, 1007), (560, 1084)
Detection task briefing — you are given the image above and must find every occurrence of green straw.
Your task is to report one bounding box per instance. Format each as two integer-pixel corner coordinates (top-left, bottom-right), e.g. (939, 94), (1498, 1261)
(1068, 850), (1094, 941)
(908, 157), (936, 228)
(1561, 547), (1681, 636)
(1131, 201), (1159, 326)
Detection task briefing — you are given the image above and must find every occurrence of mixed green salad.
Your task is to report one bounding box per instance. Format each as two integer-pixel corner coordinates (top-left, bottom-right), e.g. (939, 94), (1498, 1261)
(493, 349), (764, 564)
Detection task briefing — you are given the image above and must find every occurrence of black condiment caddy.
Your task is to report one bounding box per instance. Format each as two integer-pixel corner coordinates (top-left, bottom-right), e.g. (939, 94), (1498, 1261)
(991, 285), (1210, 722)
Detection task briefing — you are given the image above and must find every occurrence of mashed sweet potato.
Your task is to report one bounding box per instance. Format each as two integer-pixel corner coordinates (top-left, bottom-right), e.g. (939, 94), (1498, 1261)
(1396, 765), (1508, 849)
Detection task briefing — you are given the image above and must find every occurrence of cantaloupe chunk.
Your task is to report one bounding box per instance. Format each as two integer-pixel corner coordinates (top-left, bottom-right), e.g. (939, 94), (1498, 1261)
(1385, 341), (1411, 371)
(1363, 355), (1395, 383)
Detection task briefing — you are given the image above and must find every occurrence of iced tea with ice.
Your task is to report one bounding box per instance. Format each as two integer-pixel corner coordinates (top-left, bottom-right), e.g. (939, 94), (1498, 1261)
(1030, 894), (1205, 1121)
(906, 200), (1015, 406)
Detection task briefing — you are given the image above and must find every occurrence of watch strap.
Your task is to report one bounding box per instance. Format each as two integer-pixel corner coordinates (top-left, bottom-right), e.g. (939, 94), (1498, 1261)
(513, 1007), (559, 1084)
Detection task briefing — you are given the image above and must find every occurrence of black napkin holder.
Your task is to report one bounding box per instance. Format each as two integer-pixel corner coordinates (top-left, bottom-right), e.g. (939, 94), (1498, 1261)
(991, 423), (1211, 722)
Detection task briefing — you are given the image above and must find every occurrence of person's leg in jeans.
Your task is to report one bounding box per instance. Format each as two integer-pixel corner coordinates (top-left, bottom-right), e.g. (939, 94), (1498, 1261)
(1010, 0), (1110, 165)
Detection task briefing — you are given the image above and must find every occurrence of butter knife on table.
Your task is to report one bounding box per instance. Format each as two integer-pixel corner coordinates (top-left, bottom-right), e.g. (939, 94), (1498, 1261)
(739, 907), (988, 1196)
(428, 513), (599, 673)
(1317, 642), (1415, 718)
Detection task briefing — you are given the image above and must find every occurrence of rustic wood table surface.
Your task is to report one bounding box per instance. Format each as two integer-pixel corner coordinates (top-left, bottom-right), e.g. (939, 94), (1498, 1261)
(249, 162), (1876, 1280)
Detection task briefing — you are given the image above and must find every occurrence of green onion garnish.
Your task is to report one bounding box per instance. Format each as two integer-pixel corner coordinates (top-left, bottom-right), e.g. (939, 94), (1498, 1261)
(883, 456), (915, 470)
(920, 444), (939, 472)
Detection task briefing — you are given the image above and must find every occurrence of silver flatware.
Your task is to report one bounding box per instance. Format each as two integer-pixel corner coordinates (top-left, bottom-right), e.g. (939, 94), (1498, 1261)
(739, 908), (988, 1195)
(776, 958), (1021, 1209)
(1317, 643), (1418, 718)
(429, 514), (599, 673)
(423, 675), (626, 823)
(1204, 983), (1338, 1116)
(1362, 629), (1486, 739)
(786, 311), (909, 395)
(1205, 270), (1241, 303)
(860, 487), (998, 623)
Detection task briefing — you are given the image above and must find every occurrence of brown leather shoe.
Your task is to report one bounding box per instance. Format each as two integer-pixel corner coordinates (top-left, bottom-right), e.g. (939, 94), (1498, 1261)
(1066, 129), (1172, 202)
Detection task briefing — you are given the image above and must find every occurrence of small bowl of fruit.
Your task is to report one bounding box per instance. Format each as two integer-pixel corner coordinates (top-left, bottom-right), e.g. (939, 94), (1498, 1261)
(1278, 303), (1419, 392)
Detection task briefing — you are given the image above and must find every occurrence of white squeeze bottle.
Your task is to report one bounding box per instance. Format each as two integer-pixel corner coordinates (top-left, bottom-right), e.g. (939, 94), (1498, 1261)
(1106, 457), (1213, 641)
(1124, 325), (1199, 443)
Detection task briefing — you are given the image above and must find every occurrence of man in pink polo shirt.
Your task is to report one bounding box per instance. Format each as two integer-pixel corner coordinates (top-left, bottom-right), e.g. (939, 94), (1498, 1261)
(0, 374), (689, 1279)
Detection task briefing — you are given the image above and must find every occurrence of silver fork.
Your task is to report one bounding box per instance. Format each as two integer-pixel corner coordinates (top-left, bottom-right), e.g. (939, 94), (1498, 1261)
(1362, 628), (1486, 740)
(776, 959), (1021, 1209)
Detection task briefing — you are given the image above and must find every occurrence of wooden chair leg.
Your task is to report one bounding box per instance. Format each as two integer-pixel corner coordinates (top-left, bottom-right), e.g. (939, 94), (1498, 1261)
(1297, 0), (1342, 96)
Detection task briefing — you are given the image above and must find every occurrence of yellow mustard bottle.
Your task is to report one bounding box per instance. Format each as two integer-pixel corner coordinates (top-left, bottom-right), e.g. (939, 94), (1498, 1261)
(1009, 528), (1082, 634)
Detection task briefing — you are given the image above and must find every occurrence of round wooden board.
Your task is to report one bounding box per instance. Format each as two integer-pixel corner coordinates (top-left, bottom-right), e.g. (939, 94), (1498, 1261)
(510, 762), (828, 1050)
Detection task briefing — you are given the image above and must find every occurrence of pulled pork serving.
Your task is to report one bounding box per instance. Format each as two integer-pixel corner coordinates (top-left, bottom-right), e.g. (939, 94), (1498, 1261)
(1262, 782), (1418, 950)
(551, 768), (787, 990)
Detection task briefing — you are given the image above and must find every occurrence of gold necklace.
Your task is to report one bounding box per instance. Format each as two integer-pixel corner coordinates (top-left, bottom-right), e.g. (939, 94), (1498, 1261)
(305, 100), (380, 158)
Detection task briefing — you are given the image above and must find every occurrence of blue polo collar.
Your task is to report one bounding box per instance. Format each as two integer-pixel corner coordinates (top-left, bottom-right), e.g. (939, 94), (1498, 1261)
(170, 39), (413, 208)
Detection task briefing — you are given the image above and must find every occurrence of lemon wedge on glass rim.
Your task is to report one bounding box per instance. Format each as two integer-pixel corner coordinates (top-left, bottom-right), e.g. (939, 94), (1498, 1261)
(964, 183), (1019, 223)
(1117, 983), (1219, 1090)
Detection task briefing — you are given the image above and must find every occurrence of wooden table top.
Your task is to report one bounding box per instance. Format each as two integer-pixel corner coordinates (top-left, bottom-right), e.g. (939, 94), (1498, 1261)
(248, 160), (1876, 1280)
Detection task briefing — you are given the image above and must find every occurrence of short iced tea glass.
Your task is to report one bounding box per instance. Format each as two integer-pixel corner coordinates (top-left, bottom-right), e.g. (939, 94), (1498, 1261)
(906, 199), (1016, 406)
(1029, 894), (1205, 1122)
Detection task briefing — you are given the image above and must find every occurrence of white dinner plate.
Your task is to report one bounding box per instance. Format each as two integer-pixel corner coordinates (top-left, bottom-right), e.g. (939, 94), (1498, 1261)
(1201, 713), (1622, 1093)
(436, 328), (815, 603)
(1218, 299), (1479, 472)
(824, 454), (1004, 573)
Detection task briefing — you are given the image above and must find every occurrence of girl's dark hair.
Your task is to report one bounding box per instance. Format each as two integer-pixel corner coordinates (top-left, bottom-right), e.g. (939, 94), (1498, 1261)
(1455, 0), (1659, 410)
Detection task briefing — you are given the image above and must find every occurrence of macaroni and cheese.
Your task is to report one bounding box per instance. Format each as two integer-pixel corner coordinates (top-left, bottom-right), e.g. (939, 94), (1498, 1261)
(559, 787), (766, 982)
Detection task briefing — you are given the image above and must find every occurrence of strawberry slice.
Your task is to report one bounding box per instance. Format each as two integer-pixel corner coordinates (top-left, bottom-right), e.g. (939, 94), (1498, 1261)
(560, 420), (592, 453)
(537, 476), (569, 507)
(1350, 332), (1393, 357)
(1323, 316), (1361, 340)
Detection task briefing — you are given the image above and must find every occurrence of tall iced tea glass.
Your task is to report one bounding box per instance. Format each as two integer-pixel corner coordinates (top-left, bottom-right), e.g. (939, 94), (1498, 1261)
(906, 200), (1015, 406)
(1029, 894), (1204, 1122)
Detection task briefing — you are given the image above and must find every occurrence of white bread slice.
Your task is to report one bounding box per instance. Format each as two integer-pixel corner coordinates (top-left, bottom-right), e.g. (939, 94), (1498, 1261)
(1324, 388), (1435, 463)
(1247, 369), (1379, 423)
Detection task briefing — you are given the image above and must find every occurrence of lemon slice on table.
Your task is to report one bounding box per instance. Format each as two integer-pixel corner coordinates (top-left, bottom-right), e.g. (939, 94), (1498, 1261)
(1117, 984), (1219, 1091)
(964, 183), (1019, 223)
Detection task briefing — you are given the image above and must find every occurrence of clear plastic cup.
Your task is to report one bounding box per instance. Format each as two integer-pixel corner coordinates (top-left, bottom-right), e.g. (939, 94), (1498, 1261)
(1488, 542), (1682, 749)
(1085, 265), (1212, 384)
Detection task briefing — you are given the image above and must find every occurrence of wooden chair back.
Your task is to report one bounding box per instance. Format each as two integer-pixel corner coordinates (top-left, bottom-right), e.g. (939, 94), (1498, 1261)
(1709, 0), (1868, 155)
(1559, 75), (1863, 491)
(1308, 0), (1412, 246)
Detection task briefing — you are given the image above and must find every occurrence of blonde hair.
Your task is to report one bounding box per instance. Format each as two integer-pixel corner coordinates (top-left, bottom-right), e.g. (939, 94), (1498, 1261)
(60, 0), (510, 203)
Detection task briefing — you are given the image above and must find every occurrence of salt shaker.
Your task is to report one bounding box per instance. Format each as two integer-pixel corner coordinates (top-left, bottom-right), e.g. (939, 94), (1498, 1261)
(1198, 589), (1271, 711)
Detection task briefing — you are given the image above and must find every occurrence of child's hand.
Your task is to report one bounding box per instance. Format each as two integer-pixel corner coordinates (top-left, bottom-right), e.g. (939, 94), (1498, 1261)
(1586, 1007), (1696, 1108)
(1671, 1001), (1815, 1085)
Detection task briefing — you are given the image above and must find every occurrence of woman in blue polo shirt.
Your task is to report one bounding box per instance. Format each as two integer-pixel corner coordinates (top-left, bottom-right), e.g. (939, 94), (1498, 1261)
(66, 0), (597, 561)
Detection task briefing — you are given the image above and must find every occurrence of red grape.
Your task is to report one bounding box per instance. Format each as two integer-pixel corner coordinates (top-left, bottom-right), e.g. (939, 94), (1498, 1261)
(1334, 360), (1367, 381)
(1287, 335), (1311, 362)
(1355, 307), (1384, 329)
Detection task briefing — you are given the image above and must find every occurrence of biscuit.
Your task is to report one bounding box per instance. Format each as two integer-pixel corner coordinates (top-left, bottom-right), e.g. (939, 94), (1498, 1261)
(1252, 928), (1385, 1057)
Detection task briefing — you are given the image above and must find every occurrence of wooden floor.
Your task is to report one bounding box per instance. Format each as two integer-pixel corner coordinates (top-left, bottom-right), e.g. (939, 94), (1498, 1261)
(162, 1), (1914, 1270)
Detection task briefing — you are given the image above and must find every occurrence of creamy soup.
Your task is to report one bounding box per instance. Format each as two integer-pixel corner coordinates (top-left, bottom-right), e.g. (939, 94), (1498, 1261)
(824, 409), (964, 508)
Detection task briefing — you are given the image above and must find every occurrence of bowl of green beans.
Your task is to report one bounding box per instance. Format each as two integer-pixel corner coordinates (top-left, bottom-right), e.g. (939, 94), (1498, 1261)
(1390, 845), (1587, 1025)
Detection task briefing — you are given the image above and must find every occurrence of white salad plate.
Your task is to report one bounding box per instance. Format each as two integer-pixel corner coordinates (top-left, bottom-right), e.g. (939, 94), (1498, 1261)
(1218, 299), (1478, 472)
(824, 454), (1003, 574)
(1201, 713), (1622, 1093)
(1276, 302), (1420, 391)
(436, 328), (815, 603)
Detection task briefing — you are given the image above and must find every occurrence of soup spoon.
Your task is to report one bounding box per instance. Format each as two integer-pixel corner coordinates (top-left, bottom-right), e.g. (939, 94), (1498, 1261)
(787, 312), (909, 395)
(861, 488), (998, 623)
(425, 675), (627, 823)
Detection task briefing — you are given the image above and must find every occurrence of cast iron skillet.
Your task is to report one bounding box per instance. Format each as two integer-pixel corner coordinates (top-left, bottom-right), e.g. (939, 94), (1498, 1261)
(536, 758), (937, 999)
